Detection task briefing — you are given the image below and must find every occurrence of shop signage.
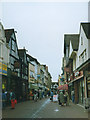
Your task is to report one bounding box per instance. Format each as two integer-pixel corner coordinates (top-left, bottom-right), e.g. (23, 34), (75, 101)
(53, 95), (58, 102)
(0, 62), (7, 76)
(74, 71), (83, 78)
(74, 71), (79, 77)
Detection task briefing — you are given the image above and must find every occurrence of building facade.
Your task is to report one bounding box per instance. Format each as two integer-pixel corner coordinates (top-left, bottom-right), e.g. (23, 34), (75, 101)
(0, 23), (10, 91)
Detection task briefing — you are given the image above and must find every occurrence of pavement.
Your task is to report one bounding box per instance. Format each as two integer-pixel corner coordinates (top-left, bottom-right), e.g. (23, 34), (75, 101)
(2, 97), (89, 119)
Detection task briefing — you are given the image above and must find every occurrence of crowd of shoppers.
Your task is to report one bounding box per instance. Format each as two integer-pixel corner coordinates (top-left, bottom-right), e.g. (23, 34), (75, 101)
(50, 90), (70, 106)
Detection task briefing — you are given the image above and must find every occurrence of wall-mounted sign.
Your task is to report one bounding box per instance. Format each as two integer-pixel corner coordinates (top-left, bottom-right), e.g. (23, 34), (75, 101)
(0, 62), (7, 76)
(74, 71), (83, 79)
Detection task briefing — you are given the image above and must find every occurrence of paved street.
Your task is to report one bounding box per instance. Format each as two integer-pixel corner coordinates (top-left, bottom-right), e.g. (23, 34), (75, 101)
(2, 97), (89, 119)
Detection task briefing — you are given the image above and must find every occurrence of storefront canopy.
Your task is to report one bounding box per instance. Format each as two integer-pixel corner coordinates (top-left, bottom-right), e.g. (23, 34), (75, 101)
(58, 84), (68, 90)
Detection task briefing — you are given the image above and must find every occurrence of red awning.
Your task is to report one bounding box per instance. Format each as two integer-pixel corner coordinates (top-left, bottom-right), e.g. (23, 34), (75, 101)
(58, 84), (68, 90)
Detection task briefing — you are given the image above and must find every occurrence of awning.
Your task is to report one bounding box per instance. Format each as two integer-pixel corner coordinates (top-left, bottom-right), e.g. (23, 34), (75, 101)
(58, 84), (68, 90)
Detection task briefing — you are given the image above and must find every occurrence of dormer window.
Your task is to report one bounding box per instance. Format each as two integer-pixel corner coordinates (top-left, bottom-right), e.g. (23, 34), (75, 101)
(81, 37), (83, 45)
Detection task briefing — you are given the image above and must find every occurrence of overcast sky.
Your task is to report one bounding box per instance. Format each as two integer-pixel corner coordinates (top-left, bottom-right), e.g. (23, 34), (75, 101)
(2, 2), (88, 82)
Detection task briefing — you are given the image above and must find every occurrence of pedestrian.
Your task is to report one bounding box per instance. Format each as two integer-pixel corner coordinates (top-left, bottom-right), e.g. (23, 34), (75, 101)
(44, 90), (46, 98)
(10, 90), (16, 109)
(59, 90), (64, 106)
(64, 91), (67, 105)
(34, 91), (38, 102)
(6, 91), (10, 106)
(58, 91), (61, 105)
(50, 90), (53, 101)
(71, 89), (75, 103)
(2, 90), (7, 109)
(37, 89), (40, 99)
(39, 90), (42, 100)
(65, 91), (69, 106)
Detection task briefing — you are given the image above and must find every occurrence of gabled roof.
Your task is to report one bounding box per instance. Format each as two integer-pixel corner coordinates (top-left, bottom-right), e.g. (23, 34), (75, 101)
(64, 34), (79, 54)
(81, 23), (90, 39)
(5, 29), (14, 43)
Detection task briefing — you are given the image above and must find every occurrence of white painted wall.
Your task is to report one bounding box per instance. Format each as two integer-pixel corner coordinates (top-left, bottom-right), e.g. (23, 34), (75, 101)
(0, 23), (10, 66)
(88, 39), (90, 58)
(69, 40), (73, 58)
(76, 25), (89, 69)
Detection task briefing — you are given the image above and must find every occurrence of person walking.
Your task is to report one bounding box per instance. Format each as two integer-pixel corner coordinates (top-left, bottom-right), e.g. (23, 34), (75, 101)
(2, 90), (7, 109)
(71, 89), (75, 103)
(34, 91), (38, 102)
(59, 90), (64, 106)
(39, 90), (42, 100)
(50, 90), (53, 101)
(10, 90), (16, 109)
(65, 91), (69, 106)
(58, 91), (61, 105)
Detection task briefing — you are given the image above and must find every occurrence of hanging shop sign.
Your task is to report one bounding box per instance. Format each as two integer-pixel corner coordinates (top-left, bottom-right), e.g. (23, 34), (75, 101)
(74, 71), (83, 79)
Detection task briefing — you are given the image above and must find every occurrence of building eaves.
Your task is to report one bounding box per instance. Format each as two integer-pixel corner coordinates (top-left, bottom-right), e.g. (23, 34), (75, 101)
(81, 22), (90, 39)
(64, 34), (79, 54)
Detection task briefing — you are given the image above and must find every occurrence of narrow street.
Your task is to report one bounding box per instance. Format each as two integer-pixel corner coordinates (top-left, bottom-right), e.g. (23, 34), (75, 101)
(2, 97), (88, 119)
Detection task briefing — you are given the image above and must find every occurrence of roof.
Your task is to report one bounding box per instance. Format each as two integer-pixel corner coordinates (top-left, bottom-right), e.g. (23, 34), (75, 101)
(5, 29), (14, 43)
(64, 34), (79, 54)
(81, 23), (90, 39)
(18, 49), (26, 56)
(26, 54), (40, 64)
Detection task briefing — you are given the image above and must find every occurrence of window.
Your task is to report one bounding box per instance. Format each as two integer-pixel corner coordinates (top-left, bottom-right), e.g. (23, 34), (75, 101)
(82, 54), (84, 63)
(84, 49), (87, 59)
(81, 37), (83, 45)
(12, 40), (15, 51)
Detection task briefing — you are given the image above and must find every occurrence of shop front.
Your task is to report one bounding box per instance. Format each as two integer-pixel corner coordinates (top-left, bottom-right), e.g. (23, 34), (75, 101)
(68, 82), (74, 100)
(74, 70), (84, 104)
